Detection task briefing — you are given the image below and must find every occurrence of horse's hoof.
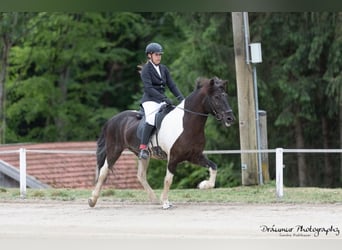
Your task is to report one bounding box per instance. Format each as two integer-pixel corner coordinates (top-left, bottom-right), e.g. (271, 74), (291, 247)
(88, 198), (96, 208)
(162, 201), (173, 209)
(198, 180), (214, 189)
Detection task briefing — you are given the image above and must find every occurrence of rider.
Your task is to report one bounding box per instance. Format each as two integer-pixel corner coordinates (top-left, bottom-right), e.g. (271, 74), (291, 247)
(138, 42), (184, 159)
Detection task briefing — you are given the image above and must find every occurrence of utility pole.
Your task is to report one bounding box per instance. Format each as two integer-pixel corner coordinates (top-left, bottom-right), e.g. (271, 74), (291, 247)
(232, 12), (258, 185)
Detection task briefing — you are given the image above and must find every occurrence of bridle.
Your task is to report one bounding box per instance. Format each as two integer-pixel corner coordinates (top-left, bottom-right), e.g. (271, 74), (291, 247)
(174, 92), (232, 121)
(205, 94), (232, 121)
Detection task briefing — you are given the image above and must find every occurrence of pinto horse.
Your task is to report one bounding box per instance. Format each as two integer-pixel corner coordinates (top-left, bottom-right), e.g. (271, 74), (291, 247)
(88, 77), (235, 209)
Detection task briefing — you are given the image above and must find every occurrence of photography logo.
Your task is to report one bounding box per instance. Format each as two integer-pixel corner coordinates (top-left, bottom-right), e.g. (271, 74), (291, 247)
(260, 224), (340, 238)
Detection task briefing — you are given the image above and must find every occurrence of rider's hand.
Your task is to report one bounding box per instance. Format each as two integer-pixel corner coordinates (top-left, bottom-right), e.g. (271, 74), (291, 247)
(163, 98), (173, 105)
(176, 95), (184, 102)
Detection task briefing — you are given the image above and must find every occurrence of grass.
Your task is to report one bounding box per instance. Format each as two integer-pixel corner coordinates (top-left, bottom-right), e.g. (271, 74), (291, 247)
(0, 182), (342, 204)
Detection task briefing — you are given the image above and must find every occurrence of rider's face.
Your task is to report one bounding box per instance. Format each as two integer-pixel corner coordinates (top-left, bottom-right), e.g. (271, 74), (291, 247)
(149, 53), (162, 65)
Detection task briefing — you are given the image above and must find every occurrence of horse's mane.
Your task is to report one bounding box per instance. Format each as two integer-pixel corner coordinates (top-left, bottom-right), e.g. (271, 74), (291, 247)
(195, 76), (223, 89)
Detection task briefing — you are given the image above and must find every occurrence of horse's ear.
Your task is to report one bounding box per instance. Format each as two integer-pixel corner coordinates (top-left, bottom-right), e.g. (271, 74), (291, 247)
(209, 78), (215, 86)
(196, 77), (205, 89)
(211, 77), (228, 89)
(222, 80), (228, 89)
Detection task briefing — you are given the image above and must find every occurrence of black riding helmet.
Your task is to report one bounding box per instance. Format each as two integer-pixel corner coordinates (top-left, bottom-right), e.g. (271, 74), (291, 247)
(145, 42), (163, 55)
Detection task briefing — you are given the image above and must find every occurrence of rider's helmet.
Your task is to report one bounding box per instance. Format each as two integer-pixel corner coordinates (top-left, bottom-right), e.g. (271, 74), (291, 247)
(145, 42), (163, 55)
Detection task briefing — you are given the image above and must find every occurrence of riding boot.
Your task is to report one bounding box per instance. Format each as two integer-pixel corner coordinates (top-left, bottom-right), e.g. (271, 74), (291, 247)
(138, 123), (155, 159)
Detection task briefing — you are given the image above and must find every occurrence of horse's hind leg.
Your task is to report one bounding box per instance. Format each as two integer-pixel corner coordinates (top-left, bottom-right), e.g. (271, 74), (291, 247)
(137, 158), (158, 203)
(88, 149), (122, 207)
(88, 159), (110, 207)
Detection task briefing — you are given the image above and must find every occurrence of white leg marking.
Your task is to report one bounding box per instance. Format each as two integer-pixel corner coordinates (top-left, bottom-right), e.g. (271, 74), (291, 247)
(198, 168), (217, 189)
(89, 159), (109, 207)
(161, 169), (174, 209)
(137, 159), (158, 203)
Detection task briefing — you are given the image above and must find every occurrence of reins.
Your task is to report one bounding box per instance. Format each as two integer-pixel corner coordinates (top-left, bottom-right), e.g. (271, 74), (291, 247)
(173, 95), (228, 120)
(174, 95), (228, 121)
(173, 105), (209, 117)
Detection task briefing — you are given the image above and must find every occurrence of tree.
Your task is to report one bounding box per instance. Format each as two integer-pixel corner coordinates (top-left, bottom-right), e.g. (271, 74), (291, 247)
(253, 12), (342, 186)
(3, 12), (342, 188)
(0, 12), (35, 143)
(6, 12), (150, 142)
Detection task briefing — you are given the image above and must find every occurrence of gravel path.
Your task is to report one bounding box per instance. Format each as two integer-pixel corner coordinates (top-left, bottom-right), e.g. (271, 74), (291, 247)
(0, 200), (341, 240)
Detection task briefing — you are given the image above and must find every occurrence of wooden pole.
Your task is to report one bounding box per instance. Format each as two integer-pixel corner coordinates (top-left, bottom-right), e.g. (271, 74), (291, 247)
(259, 110), (270, 182)
(231, 12), (258, 185)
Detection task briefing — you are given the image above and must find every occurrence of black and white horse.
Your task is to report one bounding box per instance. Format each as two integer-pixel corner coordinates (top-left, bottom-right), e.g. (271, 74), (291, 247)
(88, 77), (235, 209)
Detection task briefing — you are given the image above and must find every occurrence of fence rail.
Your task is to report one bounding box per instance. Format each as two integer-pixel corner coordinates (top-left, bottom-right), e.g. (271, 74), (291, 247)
(1, 147), (341, 199)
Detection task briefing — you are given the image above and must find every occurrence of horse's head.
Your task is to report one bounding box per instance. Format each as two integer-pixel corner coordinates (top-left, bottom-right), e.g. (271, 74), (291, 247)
(197, 77), (235, 127)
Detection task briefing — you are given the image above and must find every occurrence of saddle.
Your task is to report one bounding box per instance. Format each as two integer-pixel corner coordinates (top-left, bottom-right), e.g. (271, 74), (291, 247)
(136, 104), (174, 159)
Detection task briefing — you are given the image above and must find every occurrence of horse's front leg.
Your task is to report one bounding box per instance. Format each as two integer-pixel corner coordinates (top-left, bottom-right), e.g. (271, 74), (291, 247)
(137, 158), (158, 203)
(193, 154), (218, 190)
(198, 167), (217, 189)
(160, 168), (174, 209)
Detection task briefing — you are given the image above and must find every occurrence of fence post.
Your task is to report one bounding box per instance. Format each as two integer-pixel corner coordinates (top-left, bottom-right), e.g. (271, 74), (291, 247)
(19, 148), (26, 198)
(259, 110), (270, 182)
(276, 148), (284, 198)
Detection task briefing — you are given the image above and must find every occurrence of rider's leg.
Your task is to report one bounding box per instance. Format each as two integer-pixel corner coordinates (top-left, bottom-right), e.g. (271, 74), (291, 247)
(138, 101), (161, 159)
(138, 123), (155, 159)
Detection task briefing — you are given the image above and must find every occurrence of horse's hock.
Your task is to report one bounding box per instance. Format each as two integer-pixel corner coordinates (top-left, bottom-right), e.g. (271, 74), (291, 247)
(0, 142), (142, 189)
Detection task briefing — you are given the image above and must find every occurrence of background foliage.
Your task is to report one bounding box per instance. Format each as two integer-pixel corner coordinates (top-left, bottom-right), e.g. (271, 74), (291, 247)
(0, 12), (341, 188)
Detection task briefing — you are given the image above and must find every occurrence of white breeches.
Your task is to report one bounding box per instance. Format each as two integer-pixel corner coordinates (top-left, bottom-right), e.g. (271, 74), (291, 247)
(142, 101), (165, 126)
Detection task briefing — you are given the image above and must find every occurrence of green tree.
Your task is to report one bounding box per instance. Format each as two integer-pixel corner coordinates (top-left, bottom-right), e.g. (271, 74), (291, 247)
(6, 12), (149, 142)
(4, 12), (342, 188)
(253, 12), (342, 187)
(0, 12), (35, 143)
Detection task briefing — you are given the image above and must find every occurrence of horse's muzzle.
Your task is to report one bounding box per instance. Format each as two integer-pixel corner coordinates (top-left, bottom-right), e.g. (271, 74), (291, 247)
(223, 110), (235, 127)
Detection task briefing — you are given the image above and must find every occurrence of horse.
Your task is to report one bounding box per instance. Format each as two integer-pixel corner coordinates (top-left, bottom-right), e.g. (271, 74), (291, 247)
(88, 76), (235, 209)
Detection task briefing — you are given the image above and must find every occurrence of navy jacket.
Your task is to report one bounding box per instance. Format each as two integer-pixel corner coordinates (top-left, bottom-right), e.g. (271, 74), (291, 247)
(140, 61), (184, 104)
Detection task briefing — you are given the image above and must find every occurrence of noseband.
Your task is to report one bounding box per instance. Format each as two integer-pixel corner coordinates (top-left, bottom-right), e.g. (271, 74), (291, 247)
(175, 94), (231, 120)
(205, 95), (232, 121)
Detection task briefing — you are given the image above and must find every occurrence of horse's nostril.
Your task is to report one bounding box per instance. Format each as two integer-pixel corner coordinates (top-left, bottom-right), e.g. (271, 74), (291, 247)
(227, 116), (235, 123)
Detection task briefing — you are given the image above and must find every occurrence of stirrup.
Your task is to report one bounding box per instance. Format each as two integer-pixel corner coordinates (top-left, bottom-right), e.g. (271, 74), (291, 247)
(138, 149), (149, 159)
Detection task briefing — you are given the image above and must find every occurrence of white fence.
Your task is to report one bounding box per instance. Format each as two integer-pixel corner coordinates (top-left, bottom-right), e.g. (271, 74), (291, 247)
(204, 148), (342, 198)
(1, 148), (342, 199)
(0, 148), (96, 198)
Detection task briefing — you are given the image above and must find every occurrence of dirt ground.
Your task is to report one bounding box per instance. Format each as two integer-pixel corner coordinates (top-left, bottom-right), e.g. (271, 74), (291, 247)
(0, 200), (341, 241)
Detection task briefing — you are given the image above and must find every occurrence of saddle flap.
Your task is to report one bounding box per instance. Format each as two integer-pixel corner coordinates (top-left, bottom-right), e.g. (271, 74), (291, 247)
(136, 104), (174, 140)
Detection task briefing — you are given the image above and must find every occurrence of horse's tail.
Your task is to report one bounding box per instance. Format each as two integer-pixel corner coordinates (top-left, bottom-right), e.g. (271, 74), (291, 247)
(95, 127), (107, 182)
